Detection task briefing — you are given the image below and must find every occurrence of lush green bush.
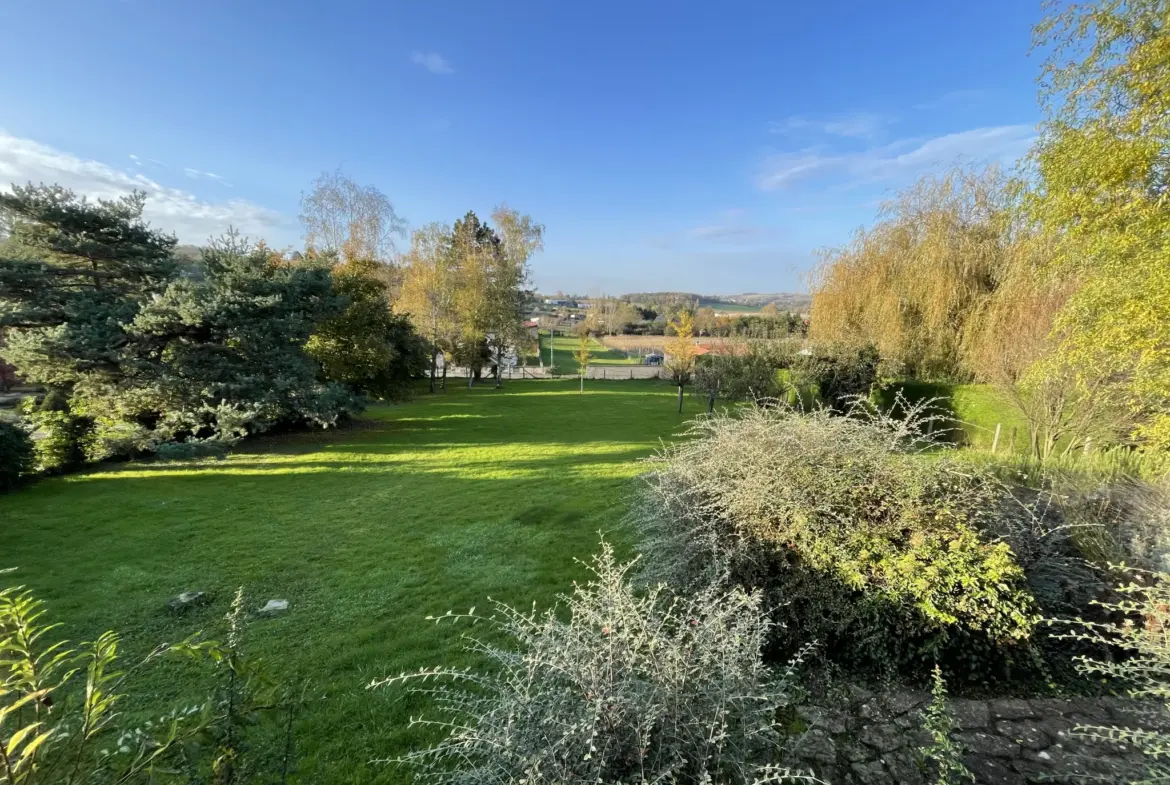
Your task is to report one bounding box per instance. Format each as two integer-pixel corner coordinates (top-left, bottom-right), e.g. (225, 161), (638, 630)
(373, 542), (814, 785)
(18, 392), (90, 473)
(0, 420), (32, 491)
(789, 342), (880, 411)
(692, 342), (795, 408)
(629, 405), (1040, 683)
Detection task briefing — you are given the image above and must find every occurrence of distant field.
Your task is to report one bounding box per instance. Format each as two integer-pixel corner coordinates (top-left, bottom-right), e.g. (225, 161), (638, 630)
(541, 331), (641, 373)
(598, 335), (740, 355)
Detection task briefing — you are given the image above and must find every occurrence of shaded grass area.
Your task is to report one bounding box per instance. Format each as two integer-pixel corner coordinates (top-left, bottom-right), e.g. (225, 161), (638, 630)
(0, 379), (689, 784)
(540, 331), (641, 374)
(873, 381), (1030, 451)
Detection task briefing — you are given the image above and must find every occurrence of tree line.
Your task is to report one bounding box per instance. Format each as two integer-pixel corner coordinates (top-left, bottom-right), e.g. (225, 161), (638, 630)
(0, 173), (539, 474)
(809, 1), (1170, 456)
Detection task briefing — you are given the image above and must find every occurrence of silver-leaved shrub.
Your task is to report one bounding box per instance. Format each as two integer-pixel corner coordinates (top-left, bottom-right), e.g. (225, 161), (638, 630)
(372, 542), (814, 785)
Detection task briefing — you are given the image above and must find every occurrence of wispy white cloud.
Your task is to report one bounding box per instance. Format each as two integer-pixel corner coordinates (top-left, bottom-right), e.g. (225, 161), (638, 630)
(183, 166), (228, 185)
(756, 124), (1035, 191)
(771, 111), (889, 139)
(410, 51), (454, 75)
(0, 131), (287, 243)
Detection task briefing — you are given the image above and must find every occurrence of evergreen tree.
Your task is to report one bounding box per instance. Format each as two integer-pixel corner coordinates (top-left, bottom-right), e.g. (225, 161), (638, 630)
(115, 232), (357, 451)
(0, 185), (176, 392)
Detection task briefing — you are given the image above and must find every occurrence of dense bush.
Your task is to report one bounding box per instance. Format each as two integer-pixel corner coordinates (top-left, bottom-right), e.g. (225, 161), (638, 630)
(789, 342), (880, 410)
(629, 405), (1040, 683)
(18, 392), (90, 473)
(692, 342), (795, 408)
(372, 542), (813, 785)
(0, 420), (32, 491)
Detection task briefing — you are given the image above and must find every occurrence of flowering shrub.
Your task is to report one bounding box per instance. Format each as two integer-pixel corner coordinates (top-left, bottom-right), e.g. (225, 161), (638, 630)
(372, 542), (814, 785)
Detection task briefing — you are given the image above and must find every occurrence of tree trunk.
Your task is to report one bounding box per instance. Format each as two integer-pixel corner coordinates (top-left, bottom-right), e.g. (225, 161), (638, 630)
(441, 363), (447, 390)
(429, 350), (437, 394)
(707, 393), (715, 413)
(677, 384), (684, 413)
(580, 373), (584, 393)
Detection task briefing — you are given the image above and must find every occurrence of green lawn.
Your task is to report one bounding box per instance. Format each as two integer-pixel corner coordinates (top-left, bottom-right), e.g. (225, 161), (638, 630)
(1, 380), (691, 783)
(540, 331), (639, 374)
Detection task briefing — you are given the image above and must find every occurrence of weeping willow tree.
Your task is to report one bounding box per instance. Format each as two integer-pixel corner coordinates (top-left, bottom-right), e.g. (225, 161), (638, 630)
(964, 234), (1135, 458)
(809, 166), (1019, 381)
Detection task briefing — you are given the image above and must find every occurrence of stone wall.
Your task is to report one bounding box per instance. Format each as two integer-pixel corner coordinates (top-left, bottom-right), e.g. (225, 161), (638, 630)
(794, 687), (1153, 784)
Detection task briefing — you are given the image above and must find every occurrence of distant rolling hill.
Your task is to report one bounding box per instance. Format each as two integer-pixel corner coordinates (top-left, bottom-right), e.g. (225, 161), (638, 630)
(619, 291), (811, 313)
(716, 292), (812, 312)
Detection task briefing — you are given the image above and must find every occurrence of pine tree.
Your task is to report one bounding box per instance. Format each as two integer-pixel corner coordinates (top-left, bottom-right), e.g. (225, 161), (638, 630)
(0, 185), (176, 391)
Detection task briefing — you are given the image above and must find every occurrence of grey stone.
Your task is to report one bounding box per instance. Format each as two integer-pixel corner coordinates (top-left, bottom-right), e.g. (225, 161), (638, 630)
(848, 684), (874, 704)
(258, 598), (289, 614)
(993, 720), (1051, 751)
(1058, 699), (1110, 722)
(957, 731), (1021, 759)
(882, 750), (925, 785)
(989, 699), (1036, 721)
(812, 765), (838, 784)
(166, 590), (208, 613)
(1025, 698), (1070, 715)
(860, 724), (907, 753)
(952, 700), (991, 729)
(1033, 717), (1073, 741)
(844, 741), (871, 763)
(886, 689), (930, 716)
(893, 712), (920, 730)
(797, 729), (836, 764)
(1008, 758), (1055, 783)
(800, 706), (850, 735)
(963, 754), (1025, 785)
(1080, 754), (1140, 780)
(850, 760), (893, 785)
(809, 707), (850, 735)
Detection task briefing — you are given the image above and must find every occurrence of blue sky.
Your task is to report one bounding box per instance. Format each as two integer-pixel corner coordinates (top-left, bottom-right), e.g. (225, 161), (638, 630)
(0, 0), (1046, 294)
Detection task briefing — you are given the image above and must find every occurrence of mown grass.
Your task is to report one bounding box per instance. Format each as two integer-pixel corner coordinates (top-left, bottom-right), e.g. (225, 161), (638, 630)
(540, 331), (640, 374)
(0, 379), (691, 784)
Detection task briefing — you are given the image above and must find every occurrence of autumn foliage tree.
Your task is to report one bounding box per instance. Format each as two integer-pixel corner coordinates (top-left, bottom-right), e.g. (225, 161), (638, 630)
(396, 208), (540, 391)
(809, 166), (1018, 382)
(1027, 0), (1170, 449)
(300, 169), (406, 264)
(398, 224), (461, 392)
(574, 325), (591, 393)
(305, 253), (427, 401)
(666, 311), (698, 413)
